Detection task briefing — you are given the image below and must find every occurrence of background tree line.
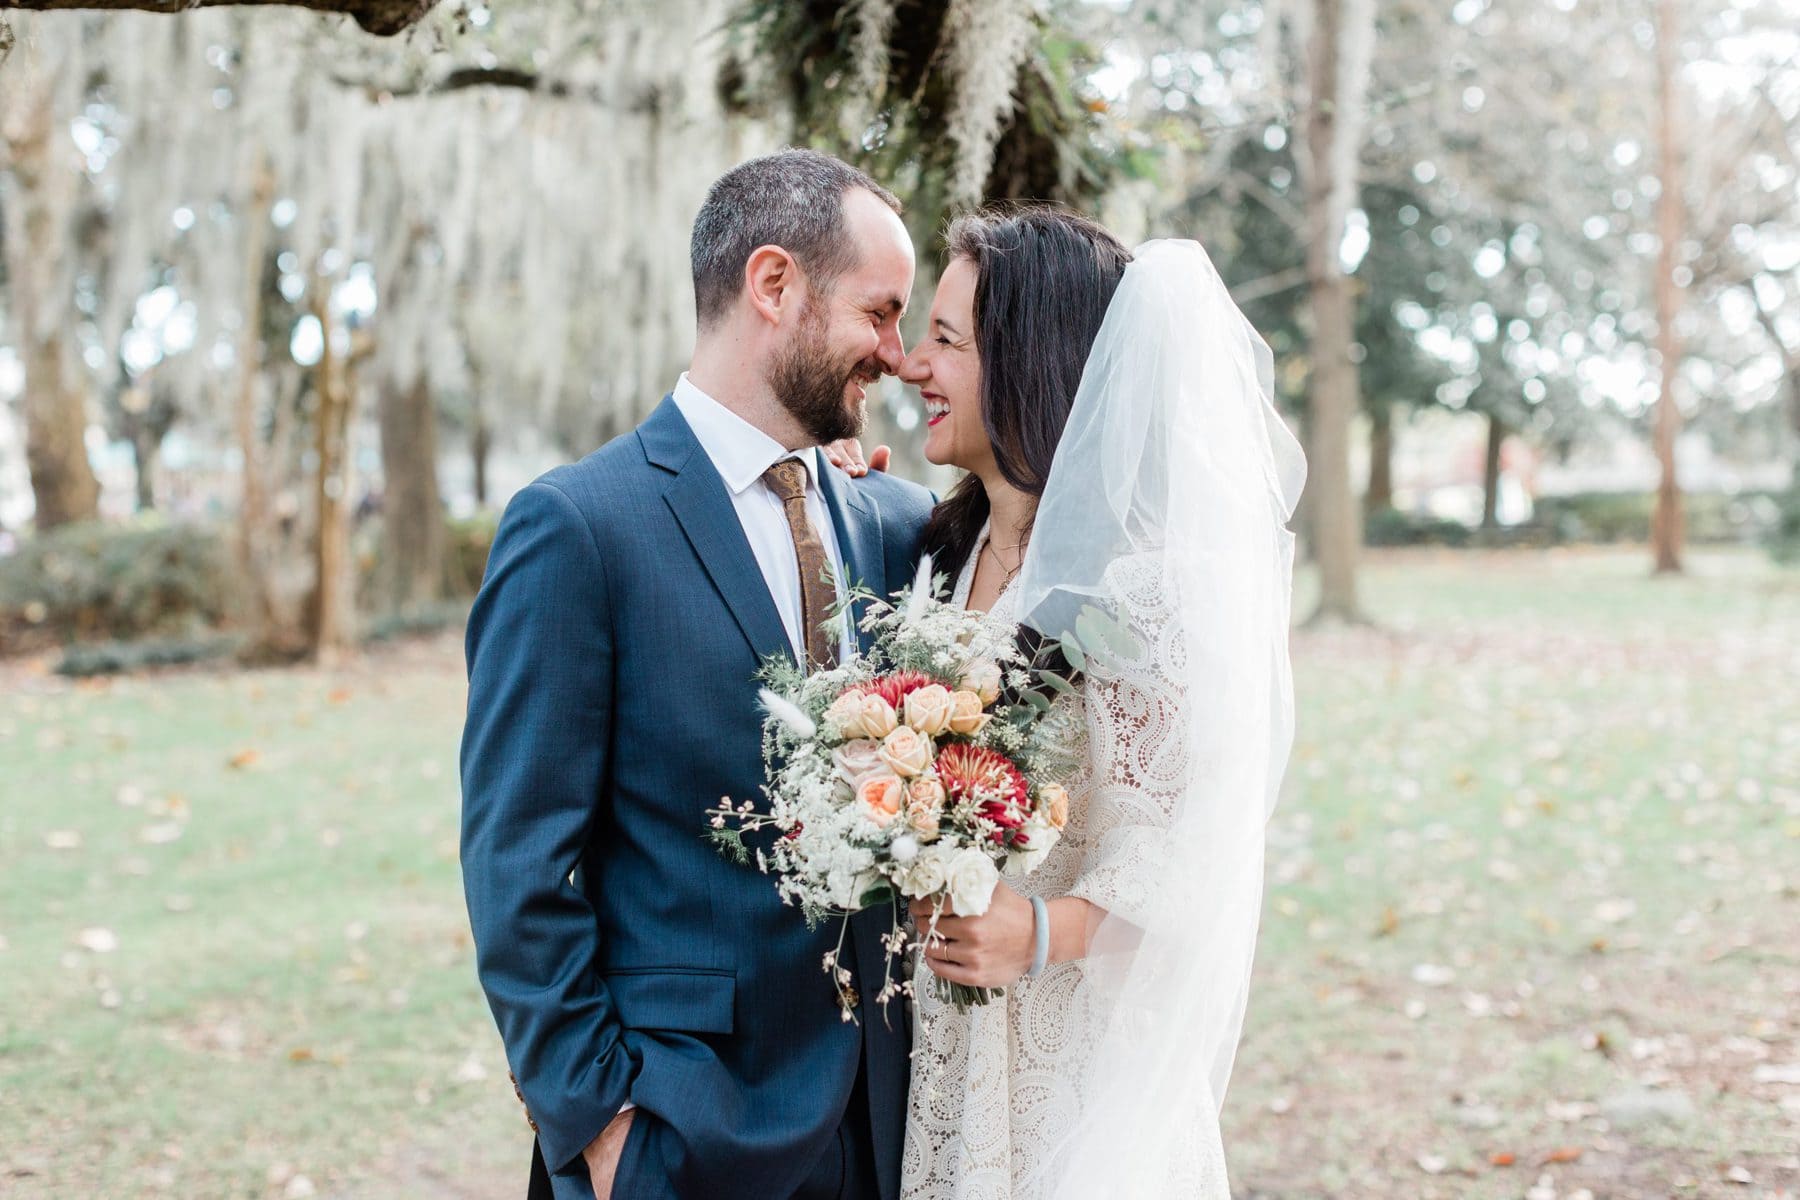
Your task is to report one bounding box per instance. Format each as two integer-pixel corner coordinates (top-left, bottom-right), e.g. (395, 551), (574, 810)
(0, 0), (1796, 664)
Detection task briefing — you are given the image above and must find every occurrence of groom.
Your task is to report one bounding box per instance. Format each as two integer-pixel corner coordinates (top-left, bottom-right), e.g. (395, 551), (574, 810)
(460, 150), (932, 1200)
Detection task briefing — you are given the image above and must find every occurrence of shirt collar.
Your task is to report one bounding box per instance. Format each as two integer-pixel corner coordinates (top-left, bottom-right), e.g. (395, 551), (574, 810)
(672, 373), (820, 496)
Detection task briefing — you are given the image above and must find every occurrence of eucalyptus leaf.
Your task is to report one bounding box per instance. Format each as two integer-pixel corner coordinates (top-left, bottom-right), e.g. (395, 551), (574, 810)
(1058, 635), (1087, 673)
(1078, 606), (1143, 660)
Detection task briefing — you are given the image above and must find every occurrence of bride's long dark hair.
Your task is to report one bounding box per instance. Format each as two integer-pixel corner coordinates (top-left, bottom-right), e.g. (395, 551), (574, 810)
(919, 206), (1134, 577)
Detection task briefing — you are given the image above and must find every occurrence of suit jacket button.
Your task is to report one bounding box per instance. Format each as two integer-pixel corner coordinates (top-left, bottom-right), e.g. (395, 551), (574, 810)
(509, 1070), (539, 1132)
(838, 984), (860, 1012)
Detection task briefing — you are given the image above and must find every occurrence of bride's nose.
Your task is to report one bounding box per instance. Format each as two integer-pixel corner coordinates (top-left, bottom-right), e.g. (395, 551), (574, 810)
(897, 344), (929, 385)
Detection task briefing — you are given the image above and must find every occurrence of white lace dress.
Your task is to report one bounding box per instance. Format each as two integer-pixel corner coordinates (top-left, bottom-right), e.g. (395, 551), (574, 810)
(900, 526), (1229, 1200)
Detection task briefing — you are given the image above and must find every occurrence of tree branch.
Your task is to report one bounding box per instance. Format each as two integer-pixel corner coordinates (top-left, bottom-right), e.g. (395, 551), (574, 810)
(0, 0), (438, 36)
(1231, 266), (1310, 304)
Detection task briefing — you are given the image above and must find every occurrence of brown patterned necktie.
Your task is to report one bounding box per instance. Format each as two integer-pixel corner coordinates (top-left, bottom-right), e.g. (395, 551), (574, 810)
(762, 458), (840, 670)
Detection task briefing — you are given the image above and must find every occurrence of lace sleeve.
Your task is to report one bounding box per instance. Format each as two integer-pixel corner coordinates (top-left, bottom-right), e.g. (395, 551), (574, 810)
(1063, 559), (1188, 928)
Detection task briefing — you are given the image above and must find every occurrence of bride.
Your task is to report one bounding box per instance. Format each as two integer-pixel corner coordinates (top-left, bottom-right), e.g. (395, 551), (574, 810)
(890, 211), (1305, 1199)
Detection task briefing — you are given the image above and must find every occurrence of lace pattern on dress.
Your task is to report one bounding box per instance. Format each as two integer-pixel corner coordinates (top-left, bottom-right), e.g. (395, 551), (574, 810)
(900, 535), (1228, 1200)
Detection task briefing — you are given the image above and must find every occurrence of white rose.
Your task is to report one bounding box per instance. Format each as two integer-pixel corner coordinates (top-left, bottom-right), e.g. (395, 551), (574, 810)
(1003, 816), (1057, 877)
(830, 867), (883, 910)
(944, 848), (1000, 917)
(959, 660), (1003, 706)
(900, 843), (955, 899)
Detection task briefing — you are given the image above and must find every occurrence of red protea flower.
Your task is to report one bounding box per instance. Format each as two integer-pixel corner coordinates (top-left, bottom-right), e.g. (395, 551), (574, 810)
(856, 670), (934, 711)
(935, 743), (1030, 843)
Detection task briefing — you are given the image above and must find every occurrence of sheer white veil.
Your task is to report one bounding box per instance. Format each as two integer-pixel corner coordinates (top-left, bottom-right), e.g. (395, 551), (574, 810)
(1015, 239), (1305, 1196)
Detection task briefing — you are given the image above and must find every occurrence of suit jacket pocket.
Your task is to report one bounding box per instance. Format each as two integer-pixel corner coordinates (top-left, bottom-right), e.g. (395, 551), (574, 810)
(603, 967), (735, 1035)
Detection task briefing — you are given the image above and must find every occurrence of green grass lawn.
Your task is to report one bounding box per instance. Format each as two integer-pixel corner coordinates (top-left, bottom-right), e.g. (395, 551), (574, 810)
(2, 547), (1796, 1198)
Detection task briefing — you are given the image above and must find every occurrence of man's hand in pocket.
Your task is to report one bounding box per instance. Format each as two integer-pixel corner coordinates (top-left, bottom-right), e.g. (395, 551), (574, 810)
(582, 1108), (636, 1200)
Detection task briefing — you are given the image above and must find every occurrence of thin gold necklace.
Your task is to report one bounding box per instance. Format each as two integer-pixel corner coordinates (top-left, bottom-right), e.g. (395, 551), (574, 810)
(981, 538), (1025, 581)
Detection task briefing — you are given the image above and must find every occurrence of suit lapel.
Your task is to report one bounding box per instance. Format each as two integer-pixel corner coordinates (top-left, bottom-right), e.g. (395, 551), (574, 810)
(640, 398), (796, 669)
(816, 464), (885, 655)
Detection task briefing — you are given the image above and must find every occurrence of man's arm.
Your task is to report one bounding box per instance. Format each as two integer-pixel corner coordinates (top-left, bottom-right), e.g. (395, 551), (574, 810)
(460, 479), (637, 1175)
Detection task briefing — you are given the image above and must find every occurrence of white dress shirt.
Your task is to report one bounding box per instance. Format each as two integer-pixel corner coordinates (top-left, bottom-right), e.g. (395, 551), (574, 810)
(671, 373), (856, 665)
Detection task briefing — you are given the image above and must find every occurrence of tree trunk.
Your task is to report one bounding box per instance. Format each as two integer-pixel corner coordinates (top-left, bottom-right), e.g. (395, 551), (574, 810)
(375, 375), (447, 613)
(1, 47), (101, 531)
(305, 290), (360, 664)
(1650, 0), (1685, 574)
(1365, 401), (1393, 514)
(1481, 413), (1506, 529)
(471, 396), (491, 509)
(1298, 0), (1372, 623)
(126, 415), (158, 512)
(230, 150), (308, 661)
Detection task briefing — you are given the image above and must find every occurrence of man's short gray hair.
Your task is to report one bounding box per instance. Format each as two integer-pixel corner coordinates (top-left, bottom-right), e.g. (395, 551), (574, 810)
(690, 149), (903, 328)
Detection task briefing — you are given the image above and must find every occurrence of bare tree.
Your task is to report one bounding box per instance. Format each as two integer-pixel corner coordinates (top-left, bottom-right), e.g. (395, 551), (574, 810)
(1295, 0), (1376, 622)
(1650, 0), (1686, 573)
(0, 31), (102, 529)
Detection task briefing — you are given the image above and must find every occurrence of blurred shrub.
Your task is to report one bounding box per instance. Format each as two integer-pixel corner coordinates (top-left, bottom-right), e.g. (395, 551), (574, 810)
(0, 520), (239, 653)
(446, 513), (497, 597)
(1365, 507), (1473, 548)
(55, 634), (242, 677)
(364, 601), (470, 643)
(356, 511), (496, 607)
(1767, 487), (1800, 565)
(1532, 491), (1780, 545)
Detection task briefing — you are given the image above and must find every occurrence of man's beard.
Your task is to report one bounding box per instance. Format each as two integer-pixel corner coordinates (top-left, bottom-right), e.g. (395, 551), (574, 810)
(769, 301), (880, 445)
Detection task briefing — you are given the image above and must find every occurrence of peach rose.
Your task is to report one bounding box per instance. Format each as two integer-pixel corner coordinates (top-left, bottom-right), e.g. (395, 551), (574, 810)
(848, 694), (898, 740)
(856, 774), (905, 827)
(823, 692), (867, 738)
(946, 690), (991, 736)
(1040, 782), (1070, 830)
(832, 739), (886, 788)
(902, 684), (956, 736)
(878, 726), (934, 777)
(906, 777), (946, 842)
(959, 660), (1003, 706)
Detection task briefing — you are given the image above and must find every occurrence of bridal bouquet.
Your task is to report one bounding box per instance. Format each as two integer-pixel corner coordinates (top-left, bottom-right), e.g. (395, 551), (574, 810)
(708, 559), (1083, 1014)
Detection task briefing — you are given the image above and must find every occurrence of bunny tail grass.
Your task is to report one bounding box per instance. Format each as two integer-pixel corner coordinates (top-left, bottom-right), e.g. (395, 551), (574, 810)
(758, 687), (818, 738)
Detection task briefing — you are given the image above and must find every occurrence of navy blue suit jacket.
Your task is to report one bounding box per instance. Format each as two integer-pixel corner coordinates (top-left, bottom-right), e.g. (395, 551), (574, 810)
(461, 396), (934, 1200)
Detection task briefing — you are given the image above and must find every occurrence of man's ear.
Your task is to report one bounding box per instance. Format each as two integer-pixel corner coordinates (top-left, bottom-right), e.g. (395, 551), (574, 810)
(744, 244), (802, 327)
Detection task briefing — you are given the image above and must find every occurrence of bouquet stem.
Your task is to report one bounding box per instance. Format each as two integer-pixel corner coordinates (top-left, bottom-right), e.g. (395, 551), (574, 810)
(934, 976), (1002, 1011)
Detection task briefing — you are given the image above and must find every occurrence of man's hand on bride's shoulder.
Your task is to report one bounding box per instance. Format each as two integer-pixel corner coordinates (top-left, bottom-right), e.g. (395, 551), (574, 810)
(822, 438), (891, 477)
(910, 884), (1037, 989)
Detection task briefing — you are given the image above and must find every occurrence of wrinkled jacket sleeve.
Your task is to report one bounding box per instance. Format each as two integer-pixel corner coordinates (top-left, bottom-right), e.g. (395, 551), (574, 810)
(460, 480), (636, 1173)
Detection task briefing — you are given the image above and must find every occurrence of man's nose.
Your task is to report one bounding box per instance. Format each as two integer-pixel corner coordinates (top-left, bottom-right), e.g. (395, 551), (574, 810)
(895, 341), (927, 383)
(877, 325), (907, 375)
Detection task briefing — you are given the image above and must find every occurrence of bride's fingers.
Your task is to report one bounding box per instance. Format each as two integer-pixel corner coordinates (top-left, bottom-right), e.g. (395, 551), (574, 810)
(909, 898), (950, 926)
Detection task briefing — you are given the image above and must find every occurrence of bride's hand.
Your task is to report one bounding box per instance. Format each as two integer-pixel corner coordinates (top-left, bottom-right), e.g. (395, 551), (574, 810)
(910, 884), (1037, 989)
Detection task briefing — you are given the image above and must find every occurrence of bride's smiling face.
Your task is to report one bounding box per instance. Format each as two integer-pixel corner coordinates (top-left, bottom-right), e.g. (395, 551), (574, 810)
(899, 257), (993, 474)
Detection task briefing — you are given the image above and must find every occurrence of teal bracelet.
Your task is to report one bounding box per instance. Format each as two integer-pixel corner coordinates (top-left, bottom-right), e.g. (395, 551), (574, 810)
(1026, 895), (1050, 978)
